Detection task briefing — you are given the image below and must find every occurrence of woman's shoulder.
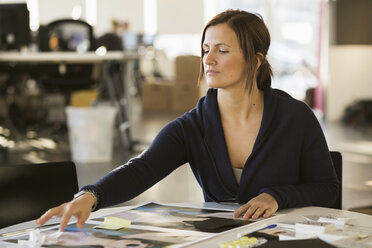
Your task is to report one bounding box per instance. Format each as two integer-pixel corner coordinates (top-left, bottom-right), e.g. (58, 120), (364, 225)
(271, 88), (317, 123)
(172, 90), (216, 135)
(177, 89), (215, 120)
(175, 102), (204, 127)
(273, 88), (312, 111)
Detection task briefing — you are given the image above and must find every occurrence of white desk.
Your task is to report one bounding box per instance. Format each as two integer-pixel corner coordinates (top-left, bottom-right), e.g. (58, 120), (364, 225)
(0, 51), (139, 63)
(1, 203), (372, 247)
(0, 51), (141, 151)
(189, 204), (372, 247)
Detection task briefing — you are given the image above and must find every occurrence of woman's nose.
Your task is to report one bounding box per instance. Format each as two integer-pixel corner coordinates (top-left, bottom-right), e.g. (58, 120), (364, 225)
(204, 52), (216, 65)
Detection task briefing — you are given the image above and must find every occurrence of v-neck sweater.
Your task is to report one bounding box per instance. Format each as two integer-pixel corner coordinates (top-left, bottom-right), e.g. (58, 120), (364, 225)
(83, 88), (339, 211)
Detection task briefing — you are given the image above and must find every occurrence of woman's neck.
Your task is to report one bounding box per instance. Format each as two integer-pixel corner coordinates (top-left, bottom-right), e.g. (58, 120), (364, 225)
(217, 84), (264, 125)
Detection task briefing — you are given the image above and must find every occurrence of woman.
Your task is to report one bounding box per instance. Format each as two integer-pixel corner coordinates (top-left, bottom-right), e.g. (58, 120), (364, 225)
(36, 9), (339, 231)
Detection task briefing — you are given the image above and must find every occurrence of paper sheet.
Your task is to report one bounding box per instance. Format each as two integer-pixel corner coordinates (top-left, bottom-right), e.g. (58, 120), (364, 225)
(17, 229), (62, 247)
(93, 216), (131, 230)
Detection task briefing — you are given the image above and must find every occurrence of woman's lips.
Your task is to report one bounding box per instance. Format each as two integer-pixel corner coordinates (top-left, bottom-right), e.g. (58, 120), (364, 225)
(206, 70), (219, 76)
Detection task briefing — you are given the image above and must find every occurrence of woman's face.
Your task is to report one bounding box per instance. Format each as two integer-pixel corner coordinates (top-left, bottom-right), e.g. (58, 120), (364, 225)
(202, 23), (247, 90)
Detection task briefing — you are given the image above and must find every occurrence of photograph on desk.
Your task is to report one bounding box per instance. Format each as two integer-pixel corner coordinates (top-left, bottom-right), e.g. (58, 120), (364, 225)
(96, 202), (258, 233)
(5, 223), (202, 248)
(1, 202), (272, 247)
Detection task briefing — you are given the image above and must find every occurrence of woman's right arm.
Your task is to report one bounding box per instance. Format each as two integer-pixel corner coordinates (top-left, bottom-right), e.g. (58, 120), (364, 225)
(36, 119), (189, 230)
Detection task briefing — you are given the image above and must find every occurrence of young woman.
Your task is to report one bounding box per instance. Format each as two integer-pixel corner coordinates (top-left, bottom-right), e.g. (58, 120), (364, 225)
(37, 9), (339, 231)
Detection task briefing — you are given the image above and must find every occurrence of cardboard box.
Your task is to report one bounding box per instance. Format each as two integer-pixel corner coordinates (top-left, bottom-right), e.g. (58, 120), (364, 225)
(175, 55), (201, 83)
(141, 80), (174, 111)
(198, 78), (208, 98)
(70, 89), (99, 107)
(171, 82), (200, 112)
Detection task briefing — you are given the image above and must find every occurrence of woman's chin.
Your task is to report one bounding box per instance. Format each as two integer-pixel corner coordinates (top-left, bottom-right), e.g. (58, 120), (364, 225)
(206, 81), (220, 89)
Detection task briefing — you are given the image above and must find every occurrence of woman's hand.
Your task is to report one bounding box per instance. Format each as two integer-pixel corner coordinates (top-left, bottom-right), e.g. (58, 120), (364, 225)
(234, 193), (278, 219)
(35, 193), (95, 231)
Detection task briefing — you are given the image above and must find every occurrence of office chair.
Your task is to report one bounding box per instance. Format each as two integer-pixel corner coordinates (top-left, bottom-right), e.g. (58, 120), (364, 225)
(35, 19), (98, 137)
(0, 161), (79, 228)
(38, 19), (94, 52)
(330, 151), (342, 209)
(37, 19), (96, 92)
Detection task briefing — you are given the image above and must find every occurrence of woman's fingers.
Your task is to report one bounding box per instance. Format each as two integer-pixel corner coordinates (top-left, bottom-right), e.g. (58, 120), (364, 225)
(234, 204), (264, 219)
(251, 207), (265, 219)
(35, 194), (94, 231)
(234, 193), (278, 219)
(59, 208), (74, 231)
(263, 207), (274, 218)
(243, 205), (258, 219)
(233, 204), (250, 218)
(35, 204), (65, 226)
(76, 208), (91, 229)
(35, 202), (74, 231)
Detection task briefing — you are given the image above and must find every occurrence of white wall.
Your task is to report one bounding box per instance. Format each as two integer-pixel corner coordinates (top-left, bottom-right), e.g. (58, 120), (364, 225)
(38, 0), (87, 25)
(36, 0), (204, 36)
(96, 0), (144, 36)
(37, 0), (144, 36)
(326, 45), (372, 121)
(157, 0), (204, 34)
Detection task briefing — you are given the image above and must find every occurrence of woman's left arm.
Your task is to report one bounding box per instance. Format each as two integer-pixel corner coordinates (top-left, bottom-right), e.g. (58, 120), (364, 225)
(235, 105), (340, 219)
(260, 136), (339, 210)
(263, 107), (339, 210)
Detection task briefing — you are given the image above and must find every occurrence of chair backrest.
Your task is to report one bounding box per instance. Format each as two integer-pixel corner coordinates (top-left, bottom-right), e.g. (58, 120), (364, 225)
(39, 19), (94, 52)
(37, 19), (96, 92)
(330, 151), (343, 209)
(0, 161), (79, 228)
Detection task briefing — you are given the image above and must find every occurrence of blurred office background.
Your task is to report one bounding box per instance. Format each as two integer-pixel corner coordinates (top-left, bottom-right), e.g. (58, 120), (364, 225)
(0, 0), (372, 213)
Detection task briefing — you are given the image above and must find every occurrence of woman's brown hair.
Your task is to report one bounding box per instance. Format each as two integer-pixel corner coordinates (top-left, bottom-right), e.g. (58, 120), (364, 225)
(198, 9), (272, 92)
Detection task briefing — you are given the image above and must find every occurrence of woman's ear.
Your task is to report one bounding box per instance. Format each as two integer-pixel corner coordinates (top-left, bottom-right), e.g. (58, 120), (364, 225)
(256, 52), (264, 70)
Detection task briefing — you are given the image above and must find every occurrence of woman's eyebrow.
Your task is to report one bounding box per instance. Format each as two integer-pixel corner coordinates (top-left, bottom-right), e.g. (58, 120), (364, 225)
(215, 42), (231, 47)
(203, 42), (231, 47)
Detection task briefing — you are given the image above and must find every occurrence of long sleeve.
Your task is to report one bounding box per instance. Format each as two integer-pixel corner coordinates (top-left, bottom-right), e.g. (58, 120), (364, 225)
(259, 103), (339, 209)
(81, 119), (188, 210)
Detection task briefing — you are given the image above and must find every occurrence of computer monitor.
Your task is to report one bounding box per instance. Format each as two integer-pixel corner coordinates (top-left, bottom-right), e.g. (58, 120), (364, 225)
(122, 31), (138, 51)
(140, 34), (155, 47)
(0, 3), (31, 51)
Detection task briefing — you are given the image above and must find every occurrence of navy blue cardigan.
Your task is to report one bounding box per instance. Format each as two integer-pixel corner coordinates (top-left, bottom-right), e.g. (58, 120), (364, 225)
(83, 88), (339, 210)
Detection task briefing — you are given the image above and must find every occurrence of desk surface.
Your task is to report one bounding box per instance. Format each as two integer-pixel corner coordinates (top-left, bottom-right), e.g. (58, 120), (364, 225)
(0, 51), (140, 63)
(1, 202), (372, 247)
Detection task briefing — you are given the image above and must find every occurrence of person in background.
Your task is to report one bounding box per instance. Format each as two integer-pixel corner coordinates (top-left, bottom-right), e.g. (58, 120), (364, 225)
(36, 9), (339, 231)
(95, 19), (124, 51)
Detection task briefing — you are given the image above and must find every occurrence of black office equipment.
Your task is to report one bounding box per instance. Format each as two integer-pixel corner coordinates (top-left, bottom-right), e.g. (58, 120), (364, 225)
(38, 19), (94, 52)
(330, 151), (342, 210)
(36, 19), (97, 123)
(0, 3), (31, 51)
(0, 161), (79, 228)
(138, 33), (155, 48)
(37, 19), (96, 91)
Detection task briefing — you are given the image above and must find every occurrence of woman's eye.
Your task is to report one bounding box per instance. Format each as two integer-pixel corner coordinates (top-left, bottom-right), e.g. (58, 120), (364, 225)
(219, 50), (229, 53)
(203, 50), (209, 54)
